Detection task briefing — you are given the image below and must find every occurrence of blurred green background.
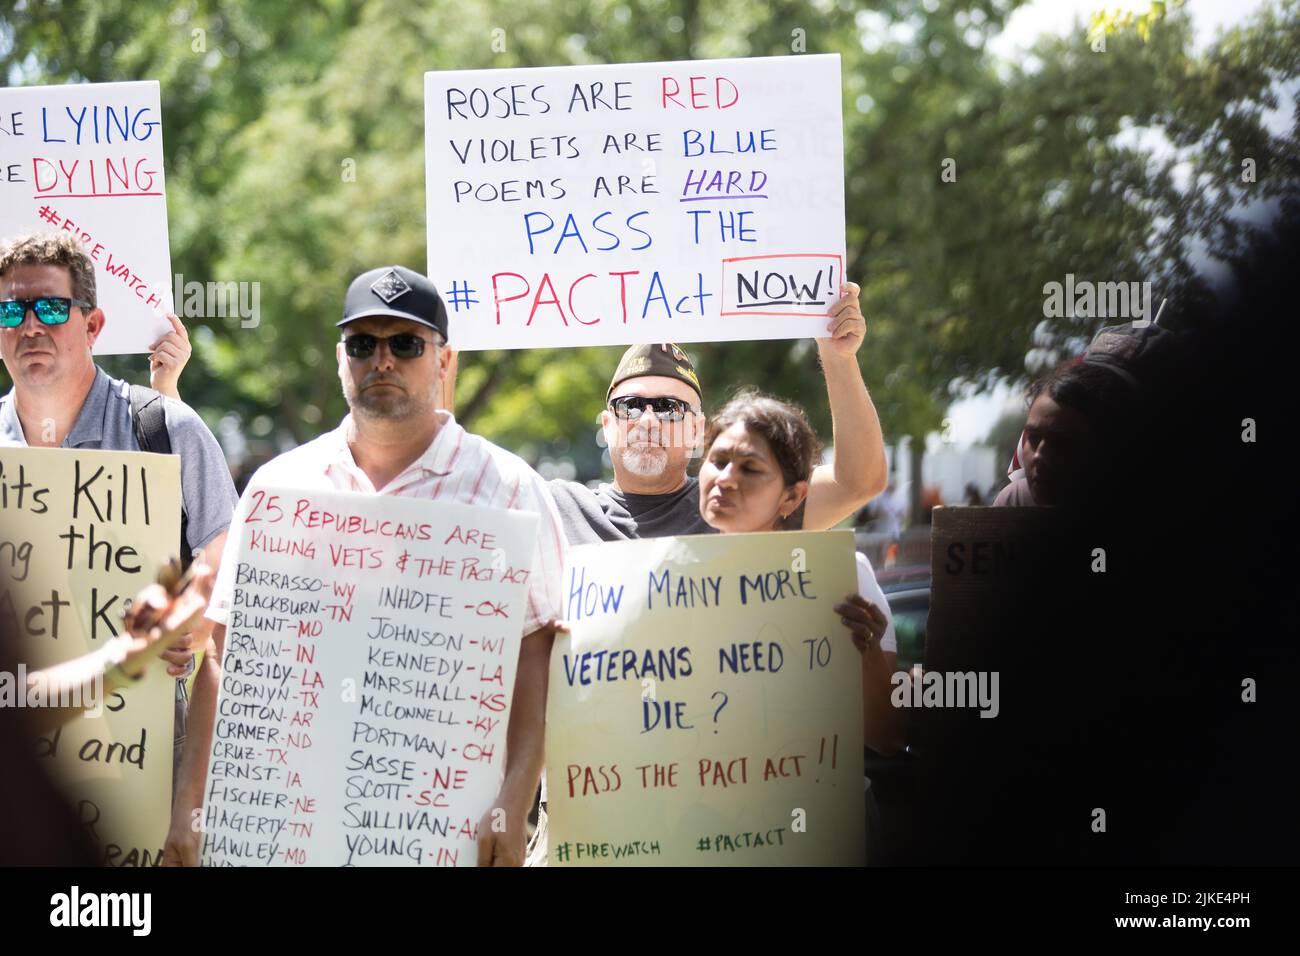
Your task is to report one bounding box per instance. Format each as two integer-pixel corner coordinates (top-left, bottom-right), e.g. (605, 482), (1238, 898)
(2, 0), (1297, 496)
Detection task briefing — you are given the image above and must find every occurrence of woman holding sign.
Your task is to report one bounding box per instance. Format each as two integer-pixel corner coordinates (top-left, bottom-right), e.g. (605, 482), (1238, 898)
(526, 387), (901, 867)
(696, 389), (905, 756)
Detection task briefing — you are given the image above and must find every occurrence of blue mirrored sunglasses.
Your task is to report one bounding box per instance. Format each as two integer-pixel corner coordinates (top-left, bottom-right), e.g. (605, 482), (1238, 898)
(0, 297), (94, 329)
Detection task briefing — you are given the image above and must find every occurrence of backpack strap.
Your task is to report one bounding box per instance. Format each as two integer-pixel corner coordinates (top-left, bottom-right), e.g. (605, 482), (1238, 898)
(129, 385), (192, 568)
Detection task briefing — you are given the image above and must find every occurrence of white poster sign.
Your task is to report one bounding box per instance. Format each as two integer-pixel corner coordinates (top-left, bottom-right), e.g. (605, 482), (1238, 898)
(0, 81), (173, 354)
(424, 55), (846, 350)
(200, 487), (539, 867)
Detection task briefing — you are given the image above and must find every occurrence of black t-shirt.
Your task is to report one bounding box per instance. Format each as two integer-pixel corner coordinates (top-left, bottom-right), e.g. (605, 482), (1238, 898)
(548, 476), (718, 545)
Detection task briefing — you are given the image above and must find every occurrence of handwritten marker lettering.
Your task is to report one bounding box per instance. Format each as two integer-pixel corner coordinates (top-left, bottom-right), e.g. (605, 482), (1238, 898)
(200, 487), (538, 866)
(545, 531), (866, 865)
(1, 82), (174, 350)
(424, 55), (846, 350)
(3, 448), (182, 864)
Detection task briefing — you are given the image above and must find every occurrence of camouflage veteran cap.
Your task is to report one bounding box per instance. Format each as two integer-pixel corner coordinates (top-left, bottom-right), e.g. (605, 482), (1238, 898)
(1082, 322), (1183, 395)
(607, 343), (702, 404)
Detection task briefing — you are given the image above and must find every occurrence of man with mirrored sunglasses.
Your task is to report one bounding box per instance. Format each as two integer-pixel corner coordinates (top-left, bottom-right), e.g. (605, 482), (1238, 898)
(0, 232), (232, 625)
(170, 264), (567, 867)
(0, 231), (237, 806)
(1, 285), (193, 402)
(547, 282), (888, 544)
(0, 294), (94, 325)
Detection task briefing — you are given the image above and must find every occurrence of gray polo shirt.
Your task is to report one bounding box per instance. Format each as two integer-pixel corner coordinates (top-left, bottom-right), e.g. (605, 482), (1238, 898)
(0, 366), (237, 552)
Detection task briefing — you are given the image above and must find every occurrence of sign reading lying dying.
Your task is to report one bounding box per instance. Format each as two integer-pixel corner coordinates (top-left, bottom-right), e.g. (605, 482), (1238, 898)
(546, 531), (865, 866)
(0, 81), (173, 354)
(0, 447), (181, 866)
(424, 55), (846, 350)
(200, 487), (538, 867)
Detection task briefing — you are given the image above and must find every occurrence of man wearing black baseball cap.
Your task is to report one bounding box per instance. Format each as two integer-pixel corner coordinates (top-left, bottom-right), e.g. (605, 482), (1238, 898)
(168, 265), (568, 867)
(330, 265), (451, 426)
(547, 282), (888, 543)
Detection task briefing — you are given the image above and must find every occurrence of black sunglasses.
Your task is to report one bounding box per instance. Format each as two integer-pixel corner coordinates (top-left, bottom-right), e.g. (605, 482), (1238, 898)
(0, 296), (94, 328)
(343, 332), (431, 359)
(609, 395), (696, 422)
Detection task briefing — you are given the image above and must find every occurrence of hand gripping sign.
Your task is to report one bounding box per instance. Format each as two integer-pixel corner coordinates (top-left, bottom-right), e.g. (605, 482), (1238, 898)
(0, 80), (173, 354)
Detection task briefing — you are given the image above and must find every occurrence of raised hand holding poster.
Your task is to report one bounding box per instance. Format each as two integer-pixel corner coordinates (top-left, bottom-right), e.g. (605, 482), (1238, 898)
(0, 80), (173, 354)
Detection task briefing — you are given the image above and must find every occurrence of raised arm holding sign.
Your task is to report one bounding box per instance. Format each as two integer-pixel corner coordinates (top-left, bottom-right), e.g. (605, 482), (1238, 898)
(424, 55), (885, 541)
(0, 81), (175, 354)
(543, 389), (900, 866)
(545, 282), (886, 546)
(697, 390), (903, 756)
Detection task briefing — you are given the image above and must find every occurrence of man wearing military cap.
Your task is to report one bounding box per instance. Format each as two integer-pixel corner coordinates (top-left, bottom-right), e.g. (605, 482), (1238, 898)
(166, 265), (567, 867)
(547, 282), (888, 543)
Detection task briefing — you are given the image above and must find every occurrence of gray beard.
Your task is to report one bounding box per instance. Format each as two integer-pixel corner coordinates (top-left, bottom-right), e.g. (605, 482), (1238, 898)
(620, 445), (669, 477)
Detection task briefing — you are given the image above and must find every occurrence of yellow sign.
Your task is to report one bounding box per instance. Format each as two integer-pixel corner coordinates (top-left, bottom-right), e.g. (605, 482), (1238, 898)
(0, 447), (181, 866)
(546, 530), (865, 866)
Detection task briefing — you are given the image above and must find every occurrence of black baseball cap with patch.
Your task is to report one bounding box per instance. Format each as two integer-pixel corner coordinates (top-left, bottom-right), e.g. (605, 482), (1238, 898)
(339, 265), (449, 342)
(607, 342), (702, 404)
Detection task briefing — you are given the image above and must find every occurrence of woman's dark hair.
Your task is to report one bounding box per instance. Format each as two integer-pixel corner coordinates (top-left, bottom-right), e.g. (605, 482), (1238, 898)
(1027, 356), (1136, 436)
(703, 388), (822, 530)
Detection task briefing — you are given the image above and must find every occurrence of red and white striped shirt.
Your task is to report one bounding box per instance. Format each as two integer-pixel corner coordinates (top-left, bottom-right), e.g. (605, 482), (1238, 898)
(207, 411), (567, 636)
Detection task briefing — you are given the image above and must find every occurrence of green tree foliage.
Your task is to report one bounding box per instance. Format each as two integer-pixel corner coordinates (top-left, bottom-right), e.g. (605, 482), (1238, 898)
(2, 0), (1296, 480)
